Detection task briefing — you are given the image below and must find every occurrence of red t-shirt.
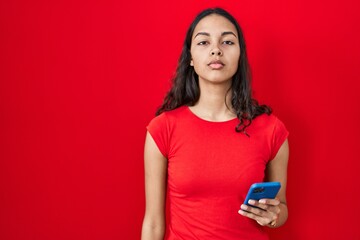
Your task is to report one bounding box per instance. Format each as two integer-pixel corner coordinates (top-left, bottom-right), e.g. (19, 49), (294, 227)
(147, 106), (289, 240)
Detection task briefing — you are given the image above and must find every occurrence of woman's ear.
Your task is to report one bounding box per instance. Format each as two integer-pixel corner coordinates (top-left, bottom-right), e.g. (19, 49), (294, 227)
(190, 59), (194, 66)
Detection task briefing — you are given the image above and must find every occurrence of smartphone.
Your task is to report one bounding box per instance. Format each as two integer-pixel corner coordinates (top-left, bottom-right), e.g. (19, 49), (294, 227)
(244, 182), (281, 207)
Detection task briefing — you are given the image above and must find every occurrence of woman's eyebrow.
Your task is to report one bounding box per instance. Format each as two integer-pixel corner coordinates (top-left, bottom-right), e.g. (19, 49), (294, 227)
(221, 31), (237, 38)
(194, 31), (237, 39)
(194, 32), (210, 39)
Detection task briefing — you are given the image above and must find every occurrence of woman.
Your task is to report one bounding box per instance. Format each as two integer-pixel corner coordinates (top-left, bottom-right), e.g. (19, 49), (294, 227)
(141, 8), (289, 240)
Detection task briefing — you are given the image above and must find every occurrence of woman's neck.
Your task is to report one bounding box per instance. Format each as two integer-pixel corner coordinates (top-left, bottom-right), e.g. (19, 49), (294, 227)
(189, 81), (236, 122)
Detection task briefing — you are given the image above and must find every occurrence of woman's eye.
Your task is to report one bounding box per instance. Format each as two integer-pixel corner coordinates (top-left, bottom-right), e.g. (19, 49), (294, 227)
(223, 41), (234, 45)
(198, 41), (208, 45)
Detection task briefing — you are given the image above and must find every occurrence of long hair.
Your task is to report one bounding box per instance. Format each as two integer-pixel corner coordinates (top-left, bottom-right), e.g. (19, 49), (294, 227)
(156, 8), (271, 135)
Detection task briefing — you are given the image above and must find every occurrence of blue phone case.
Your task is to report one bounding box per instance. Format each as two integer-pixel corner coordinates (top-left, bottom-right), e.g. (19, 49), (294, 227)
(244, 182), (281, 206)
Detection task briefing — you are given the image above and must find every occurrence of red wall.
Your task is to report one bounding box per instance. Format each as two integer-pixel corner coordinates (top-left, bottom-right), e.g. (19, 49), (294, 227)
(1, 0), (359, 239)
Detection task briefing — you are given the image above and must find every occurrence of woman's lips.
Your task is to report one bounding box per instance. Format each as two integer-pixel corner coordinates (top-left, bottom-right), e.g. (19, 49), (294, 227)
(208, 60), (224, 69)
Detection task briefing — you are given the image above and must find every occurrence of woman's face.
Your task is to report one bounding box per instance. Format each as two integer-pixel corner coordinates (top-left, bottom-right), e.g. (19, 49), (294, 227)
(190, 14), (240, 85)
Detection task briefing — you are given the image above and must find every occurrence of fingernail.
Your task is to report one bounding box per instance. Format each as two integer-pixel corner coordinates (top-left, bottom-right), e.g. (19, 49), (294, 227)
(240, 204), (248, 210)
(259, 199), (266, 204)
(248, 200), (255, 205)
(238, 210), (245, 215)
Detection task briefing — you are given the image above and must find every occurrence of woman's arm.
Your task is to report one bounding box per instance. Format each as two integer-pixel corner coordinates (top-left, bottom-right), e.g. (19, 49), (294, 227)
(239, 139), (289, 227)
(141, 132), (167, 240)
(264, 139), (289, 227)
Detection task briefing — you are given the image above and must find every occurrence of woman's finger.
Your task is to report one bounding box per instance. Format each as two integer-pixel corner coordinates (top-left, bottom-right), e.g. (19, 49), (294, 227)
(248, 199), (280, 212)
(258, 198), (280, 206)
(238, 209), (272, 226)
(240, 204), (274, 219)
(239, 204), (279, 226)
(238, 209), (263, 222)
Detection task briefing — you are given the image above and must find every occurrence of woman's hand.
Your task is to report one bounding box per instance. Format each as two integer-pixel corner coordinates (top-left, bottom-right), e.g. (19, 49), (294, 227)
(238, 198), (281, 227)
(239, 139), (289, 228)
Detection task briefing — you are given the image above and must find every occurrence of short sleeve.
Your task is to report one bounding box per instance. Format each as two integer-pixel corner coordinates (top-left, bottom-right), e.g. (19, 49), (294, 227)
(146, 113), (169, 158)
(270, 117), (289, 160)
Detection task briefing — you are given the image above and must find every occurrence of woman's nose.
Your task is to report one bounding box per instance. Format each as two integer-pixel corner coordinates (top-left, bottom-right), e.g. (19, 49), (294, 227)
(210, 48), (222, 56)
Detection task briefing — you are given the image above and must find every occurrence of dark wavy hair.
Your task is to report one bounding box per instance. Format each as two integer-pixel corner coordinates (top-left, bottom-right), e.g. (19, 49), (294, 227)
(156, 8), (271, 135)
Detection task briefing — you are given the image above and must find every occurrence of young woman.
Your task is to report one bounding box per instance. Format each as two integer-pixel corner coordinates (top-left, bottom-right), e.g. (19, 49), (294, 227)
(141, 8), (289, 240)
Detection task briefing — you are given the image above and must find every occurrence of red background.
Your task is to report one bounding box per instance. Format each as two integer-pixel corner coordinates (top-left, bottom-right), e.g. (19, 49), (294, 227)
(1, 0), (360, 239)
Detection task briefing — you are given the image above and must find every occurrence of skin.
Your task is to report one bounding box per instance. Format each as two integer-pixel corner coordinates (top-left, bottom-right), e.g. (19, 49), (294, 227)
(141, 14), (289, 239)
(141, 132), (167, 240)
(190, 14), (240, 87)
(189, 14), (240, 121)
(238, 139), (289, 227)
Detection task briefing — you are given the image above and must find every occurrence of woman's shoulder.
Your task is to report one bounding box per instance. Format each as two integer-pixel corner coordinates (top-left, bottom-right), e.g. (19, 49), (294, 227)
(158, 106), (188, 119)
(250, 113), (288, 138)
(251, 113), (286, 130)
(148, 106), (188, 126)
(253, 112), (276, 122)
